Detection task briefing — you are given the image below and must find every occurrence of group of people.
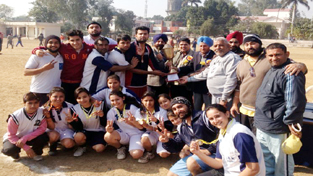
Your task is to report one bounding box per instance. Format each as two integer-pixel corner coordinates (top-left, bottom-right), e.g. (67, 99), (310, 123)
(1, 21), (308, 176)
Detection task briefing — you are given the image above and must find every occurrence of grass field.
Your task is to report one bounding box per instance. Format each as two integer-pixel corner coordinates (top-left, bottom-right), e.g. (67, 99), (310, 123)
(0, 38), (312, 176)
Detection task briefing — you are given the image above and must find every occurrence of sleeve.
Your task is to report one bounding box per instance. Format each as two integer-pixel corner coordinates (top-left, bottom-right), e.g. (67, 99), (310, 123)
(31, 46), (46, 54)
(20, 119), (48, 151)
(125, 88), (141, 103)
(179, 64), (194, 77)
(6, 117), (20, 145)
(68, 109), (84, 131)
(215, 142), (222, 159)
(106, 109), (116, 122)
(233, 133), (259, 163)
(221, 55), (240, 101)
(92, 56), (113, 71)
(162, 134), (186, 153)
(99, 103), (108, 127)
(134, 109), (144, 121)
(283, 73), (306, 125)
(107, 52), (129, 66)
(92, 88), (108, 101)
(25, 55), (40, 69)
(188, 67), (209, 81)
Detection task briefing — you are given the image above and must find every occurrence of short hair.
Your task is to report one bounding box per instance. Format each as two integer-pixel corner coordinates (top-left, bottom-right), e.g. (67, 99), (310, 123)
(74, 87), (90, 99)
(23, 92), (40, 103)
(135, 26), (150, 34)
(107, 74), (120, 83)
(66, 29), (84, 40)
(265, 43), (287, 53)
(214, 37), (229, 45)
(117, 35), (131, 43)
(94, 37), (109, 45)
(167, 110), (176, 118)
(179, 37), (190, 45)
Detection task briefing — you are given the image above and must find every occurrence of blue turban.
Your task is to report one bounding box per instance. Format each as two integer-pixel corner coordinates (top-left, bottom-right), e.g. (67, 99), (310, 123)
(197, 36), (213, 47)
(153, 34), (168, 44)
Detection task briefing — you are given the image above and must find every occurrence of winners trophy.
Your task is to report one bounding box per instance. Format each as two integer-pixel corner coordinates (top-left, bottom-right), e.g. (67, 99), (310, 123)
(162, 44), (179, 82)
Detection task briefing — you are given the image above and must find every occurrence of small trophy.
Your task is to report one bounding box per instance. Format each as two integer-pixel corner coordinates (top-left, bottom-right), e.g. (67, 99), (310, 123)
(162, 44), (179, 82)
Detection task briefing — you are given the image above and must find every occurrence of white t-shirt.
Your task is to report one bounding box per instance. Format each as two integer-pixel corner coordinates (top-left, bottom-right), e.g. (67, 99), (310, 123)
(25, 53), (63, 93)
(135, 107), (168, 130)
(92, 86), (140, 108)
(49, 102), (73, 131)
(106, 49), (129, 86)
(106, 104), (142, 136)
(3, 107), (45, 141)
(83, 35), (117, 46)
(80, 49), (112, 94)
(216, 119), (265, 176)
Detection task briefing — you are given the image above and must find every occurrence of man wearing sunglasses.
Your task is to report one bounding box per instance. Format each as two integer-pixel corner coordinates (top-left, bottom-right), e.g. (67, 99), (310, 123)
(230, 34), (307, 134)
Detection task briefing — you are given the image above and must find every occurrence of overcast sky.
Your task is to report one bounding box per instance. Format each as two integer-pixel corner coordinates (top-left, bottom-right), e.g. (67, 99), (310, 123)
(0, 0), (312, 18)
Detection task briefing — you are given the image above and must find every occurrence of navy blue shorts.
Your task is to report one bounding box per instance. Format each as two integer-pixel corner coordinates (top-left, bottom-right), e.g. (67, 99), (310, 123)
(83, 131), (106, 147)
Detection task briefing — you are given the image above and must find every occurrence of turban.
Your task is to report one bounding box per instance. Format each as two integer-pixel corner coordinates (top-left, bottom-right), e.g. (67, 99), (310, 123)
(153, 34), (168, 44)
(243, 34), (262, 45)
(226, 31), (243, 45)
(87, 21), (102, 29)
(171, 96), (191, 108)
(197, 36), (213, 47)
(45, 35), (61, 48)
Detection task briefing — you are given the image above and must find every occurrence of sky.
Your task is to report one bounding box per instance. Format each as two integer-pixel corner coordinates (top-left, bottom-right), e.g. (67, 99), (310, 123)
(0, 0), (312, 19)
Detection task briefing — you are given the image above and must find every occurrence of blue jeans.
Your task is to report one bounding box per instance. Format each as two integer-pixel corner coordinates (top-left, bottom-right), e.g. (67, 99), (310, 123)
(256, 129), (294, 176)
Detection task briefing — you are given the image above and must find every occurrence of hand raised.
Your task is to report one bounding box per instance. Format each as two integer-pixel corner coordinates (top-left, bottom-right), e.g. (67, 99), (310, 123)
(106, 120), (114, 133)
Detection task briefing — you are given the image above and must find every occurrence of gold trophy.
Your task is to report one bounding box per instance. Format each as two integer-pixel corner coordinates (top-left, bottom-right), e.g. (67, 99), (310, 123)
(162, 44), (179, 82)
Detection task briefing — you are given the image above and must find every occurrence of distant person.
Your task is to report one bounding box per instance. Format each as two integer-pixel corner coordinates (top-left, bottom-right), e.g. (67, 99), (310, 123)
(24, 35), (63, 106)
(60, 33), (65, 43)
(7, 34), (14, 49)
(38, 33), (44, 46)
(0, 32), (3, 53)
(83, 21), (117, 50)
(16, 34), (23, 47)
(192, 38), (197, 51)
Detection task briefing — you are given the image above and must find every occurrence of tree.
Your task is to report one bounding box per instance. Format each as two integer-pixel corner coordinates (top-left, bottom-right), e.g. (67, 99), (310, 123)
(28, 0), (60, 23)
(280, 0), (312, 34)
(115, 10), (136, 35)
(182, 0), (202, 7)
(250, 22), (278, 39)
(149, 15), (164, 21)
(231, 17), (255, 33)
(238, 0), (280, 16)
(287, 17), (313, 40)
(200, 17), (223, 36)
(0, 4), (14, 19)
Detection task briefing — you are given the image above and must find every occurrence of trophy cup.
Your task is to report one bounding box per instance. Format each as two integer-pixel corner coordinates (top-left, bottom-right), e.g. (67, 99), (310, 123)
(162, 44), (179, 82)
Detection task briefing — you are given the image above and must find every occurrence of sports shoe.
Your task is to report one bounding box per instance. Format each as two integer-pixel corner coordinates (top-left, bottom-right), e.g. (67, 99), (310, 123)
(73, 147), (86, 157)
(49, 142), (58, 156)
(48, 150), (57, 156)
(12, 154), (20, 162)
(33, 155), (43, 161)
(117, 146), (127, 160)
(138, 152), (155, 164)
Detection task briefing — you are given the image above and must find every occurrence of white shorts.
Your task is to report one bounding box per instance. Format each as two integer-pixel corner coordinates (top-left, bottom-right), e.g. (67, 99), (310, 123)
(141, 131), (159, 146)
(156, 141), (170, 154)
(55, 128), (74, 140)
(116, 129), (144, 151)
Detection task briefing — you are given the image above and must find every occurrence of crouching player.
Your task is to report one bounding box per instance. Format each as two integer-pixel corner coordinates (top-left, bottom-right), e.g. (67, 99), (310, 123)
(104, 91), (144, 160)
(1, 92), (49, 161)
(44, 87), (75, 156)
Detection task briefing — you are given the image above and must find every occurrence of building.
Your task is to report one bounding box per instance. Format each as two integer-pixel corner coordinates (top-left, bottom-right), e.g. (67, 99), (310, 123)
(239, 9), (291, 39)
(0, 21), (62, 38)
(166, 0), (183, 15)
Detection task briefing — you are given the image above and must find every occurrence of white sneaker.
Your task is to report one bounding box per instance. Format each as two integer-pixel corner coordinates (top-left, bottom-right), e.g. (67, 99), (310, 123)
(138, 152), (155, 164)
(73, 147), (86, 157)
(33, 155), (43, 161)
(117, 146), (127, 160)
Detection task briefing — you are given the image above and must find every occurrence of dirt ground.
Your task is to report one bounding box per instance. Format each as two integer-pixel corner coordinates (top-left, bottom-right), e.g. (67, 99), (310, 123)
(0, 38), (312, 176)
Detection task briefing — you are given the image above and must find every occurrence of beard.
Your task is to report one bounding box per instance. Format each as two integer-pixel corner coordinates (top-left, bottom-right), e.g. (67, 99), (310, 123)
(156, 44), (164, 50)
(137, 38), (147, 43)
(90, 32), (101, 37)
(231, 46), (240, 52)
(178, 107), (192, 120)
(47, 48), (59, 53)
(246, 46), (263, 57)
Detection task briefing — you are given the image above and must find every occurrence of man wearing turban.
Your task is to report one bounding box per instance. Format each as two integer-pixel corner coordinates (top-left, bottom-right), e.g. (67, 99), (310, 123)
(226, 31), (245, 58)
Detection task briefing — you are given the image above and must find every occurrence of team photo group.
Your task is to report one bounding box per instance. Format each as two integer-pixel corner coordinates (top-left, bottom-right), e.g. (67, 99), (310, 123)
(1, 21), (308, 176)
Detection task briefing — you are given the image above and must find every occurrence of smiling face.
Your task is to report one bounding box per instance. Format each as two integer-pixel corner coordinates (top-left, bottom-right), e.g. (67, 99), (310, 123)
(168, 115), (182, 126)
(68, 36), (83, 50)
(46, 39), (60, 53)
(142, 96), (155, 111)
(107, 78), (120, 91)
(266, 48), (289, 67)
(179, 41), (190, 54)
(49, 91), (65, 107)
(213, 40), (230, 57)
(109, 94), (124, 110)
(76, 92), (91, 108)
(172, 103), (190, 119)
(206, 108), (230, 130)
(24, 100), (40, 114)
(154, 38), (166, 50)
(158, 97), (171, 110)
(199, 42), (210, 55)
(244, 41), (262, 56)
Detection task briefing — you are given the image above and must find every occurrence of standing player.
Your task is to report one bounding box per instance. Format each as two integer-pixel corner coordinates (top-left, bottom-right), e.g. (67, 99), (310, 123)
(1, 92), (49, 161)
(24, 35), (63, 106)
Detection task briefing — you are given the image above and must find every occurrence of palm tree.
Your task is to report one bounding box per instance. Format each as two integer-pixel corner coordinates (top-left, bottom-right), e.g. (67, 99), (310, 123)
(280, 0), (312, 34)
(181, 0), (202, 7)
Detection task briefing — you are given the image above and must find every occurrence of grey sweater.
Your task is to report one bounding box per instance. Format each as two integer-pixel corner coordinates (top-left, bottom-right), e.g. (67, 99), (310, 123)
(187, 51), (241, 101)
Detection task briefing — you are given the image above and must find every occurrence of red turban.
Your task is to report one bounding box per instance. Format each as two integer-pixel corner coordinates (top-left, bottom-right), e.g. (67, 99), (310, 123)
(226, 31), (243, 45)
